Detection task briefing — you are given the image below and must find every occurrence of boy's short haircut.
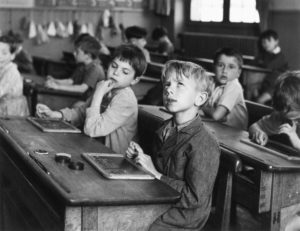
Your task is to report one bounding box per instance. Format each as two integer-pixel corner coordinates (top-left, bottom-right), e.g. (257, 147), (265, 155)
(260, 29), (279, 41)
(161, 60), (214, 98)
(125, 26), (147, 40)
(0, 35), (18, 53)
(75, 36), (101, 60)
(272, 71), (300, 113)
(213, 47), (243, 69)
(74, 33), (91, 46)
(152, 26), (168, 41)
(111, 44), (147, 78)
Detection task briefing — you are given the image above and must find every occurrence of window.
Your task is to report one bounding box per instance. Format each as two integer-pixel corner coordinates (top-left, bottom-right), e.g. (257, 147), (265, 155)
(190, 0), (259, 23)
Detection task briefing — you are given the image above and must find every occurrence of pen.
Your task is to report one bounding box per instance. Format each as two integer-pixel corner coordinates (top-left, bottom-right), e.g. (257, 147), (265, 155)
(29, 154), (50, 174)
(29, 154), (71, 193)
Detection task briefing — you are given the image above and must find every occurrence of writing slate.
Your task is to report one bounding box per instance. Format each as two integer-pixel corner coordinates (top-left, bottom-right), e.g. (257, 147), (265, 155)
(240, 139), (300, 161)
(82, 153), (154, 180)
(27, 117), (81, 133)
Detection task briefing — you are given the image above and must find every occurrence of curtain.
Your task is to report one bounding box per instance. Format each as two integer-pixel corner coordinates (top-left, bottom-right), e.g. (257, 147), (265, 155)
(256, 0), (271, 31)
(148, 0), (172, 16)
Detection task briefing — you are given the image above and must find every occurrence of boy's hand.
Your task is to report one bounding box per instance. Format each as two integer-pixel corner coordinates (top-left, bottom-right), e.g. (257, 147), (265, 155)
(251, 130), (268, 146)
(126, 141), (143, 159)
(46, 75), (55, 81)
(279, 122), (299, 146)
(45, 79), (58, 89)
(96, 80), (115, 94)
(134, 153), (162, 179)
(36, 103), (62, 119)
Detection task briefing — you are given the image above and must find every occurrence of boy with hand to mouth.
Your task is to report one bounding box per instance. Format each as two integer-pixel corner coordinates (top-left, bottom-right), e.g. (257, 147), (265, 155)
(126, 60), (220, 230)
(249, 71), (300, 150)
(37, 44), (147, 154)
(202, 47), (248, 130)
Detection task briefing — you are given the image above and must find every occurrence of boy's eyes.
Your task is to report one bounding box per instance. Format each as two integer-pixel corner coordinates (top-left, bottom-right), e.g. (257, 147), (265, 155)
(217, 63), (238, 69)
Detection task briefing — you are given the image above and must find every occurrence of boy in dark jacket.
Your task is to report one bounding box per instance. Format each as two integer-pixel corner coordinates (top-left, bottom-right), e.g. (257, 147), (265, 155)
(127, 60), (220, 230)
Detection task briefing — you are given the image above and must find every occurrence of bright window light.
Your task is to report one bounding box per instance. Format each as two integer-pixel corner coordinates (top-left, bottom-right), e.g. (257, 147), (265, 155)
(229, 0), (260, 23)
(190, 0), (223, 22)
(190, 0), (260, 23)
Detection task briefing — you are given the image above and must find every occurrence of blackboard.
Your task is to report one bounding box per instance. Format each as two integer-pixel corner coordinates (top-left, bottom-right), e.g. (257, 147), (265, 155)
(27, 117), (81, 133)
(82, 153), (154, 180)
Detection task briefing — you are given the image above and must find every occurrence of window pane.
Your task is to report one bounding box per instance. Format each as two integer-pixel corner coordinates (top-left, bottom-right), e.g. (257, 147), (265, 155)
(190, 0), (223, 22)
(229, 0), (260, 23)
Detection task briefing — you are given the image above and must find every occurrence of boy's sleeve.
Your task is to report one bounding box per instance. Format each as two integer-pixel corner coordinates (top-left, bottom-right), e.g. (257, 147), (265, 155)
(218, 81), (242, 112)
(256, 112), (281, 135)
(60, 98), (91, 127)
(83, 64), (105, 89)
(84, 90), (136, 137)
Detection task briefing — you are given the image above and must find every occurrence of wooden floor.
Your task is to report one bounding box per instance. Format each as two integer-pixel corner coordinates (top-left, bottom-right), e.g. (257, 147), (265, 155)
(204, 205), (264, 231)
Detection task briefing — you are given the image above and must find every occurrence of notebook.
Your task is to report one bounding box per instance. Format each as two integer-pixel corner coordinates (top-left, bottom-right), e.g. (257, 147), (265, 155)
(82, 153), (154, 180)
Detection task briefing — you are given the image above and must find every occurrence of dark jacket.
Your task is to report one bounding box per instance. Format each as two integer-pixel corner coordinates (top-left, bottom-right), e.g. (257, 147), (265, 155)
(149, 115), (220, 230)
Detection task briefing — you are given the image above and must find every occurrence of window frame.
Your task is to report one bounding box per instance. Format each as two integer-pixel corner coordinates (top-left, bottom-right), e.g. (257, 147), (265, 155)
(186, 0), (259, 35)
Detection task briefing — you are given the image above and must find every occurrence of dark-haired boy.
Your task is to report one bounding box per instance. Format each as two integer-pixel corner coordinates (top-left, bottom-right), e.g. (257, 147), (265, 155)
(46, 35), (105, 99)
(255, 29), (289, 104)
(151, 26), (174, 56)
(37, 44), (147, 154)
(125, 25), (151, 62)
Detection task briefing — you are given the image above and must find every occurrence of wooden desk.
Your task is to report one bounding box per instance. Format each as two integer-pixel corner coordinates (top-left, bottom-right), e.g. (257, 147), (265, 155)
(33, 55), (75, 77)
(203, 122), (300, 231)
(0, 118), (180, 231)
(138, 105), (300, 231)
(23, 73), (85, 115)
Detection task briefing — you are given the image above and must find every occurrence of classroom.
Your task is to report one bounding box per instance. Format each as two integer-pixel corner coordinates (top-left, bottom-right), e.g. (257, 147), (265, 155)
(0, 0), (300, 230)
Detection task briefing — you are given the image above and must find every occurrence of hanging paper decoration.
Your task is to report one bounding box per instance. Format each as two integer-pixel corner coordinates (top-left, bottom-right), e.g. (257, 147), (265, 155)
(67, 21), (74, 36)
(47, 21), (56, 37)
(79, 23), (88, 34)
(28, 20), (37, 39)
(56, 21), (68, 38)
(87, 22), (95, 36)
(102, 9), (110, 28)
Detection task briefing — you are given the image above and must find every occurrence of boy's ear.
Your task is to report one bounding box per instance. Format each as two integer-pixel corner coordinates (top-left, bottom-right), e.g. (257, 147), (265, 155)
(195, 91), (208, 107)
(130, 77), (140, 86)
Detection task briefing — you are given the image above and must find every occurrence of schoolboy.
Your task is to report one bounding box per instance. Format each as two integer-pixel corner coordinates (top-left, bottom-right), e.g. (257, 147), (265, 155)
(0, 35), (29, 116)
(151, 26), (174, 57)
(249, 71), (300, 151)
(202, 47), (248, 130)
(45, 35), (105, 99)
(36, 44), (147, 154)
(9, 31), (35, 74)
(255, 29), (289, 104)
(126, 60), (220, 230)
(124, 25), (151, 62)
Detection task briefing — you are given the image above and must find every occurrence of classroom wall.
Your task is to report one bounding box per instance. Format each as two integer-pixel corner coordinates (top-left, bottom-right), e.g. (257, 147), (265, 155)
(0, 7), (161, 60)
(269, 0), (300, 69)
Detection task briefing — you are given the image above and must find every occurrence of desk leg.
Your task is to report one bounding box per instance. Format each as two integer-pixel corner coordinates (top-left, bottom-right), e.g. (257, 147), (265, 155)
(65, 204), (171, 231)
(270, 173), (284, 231)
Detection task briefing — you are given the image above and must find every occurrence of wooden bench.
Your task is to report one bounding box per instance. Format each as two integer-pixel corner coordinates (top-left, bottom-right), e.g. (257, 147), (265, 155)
(245, 100), (273, 128)
(138, 105), (242, 231)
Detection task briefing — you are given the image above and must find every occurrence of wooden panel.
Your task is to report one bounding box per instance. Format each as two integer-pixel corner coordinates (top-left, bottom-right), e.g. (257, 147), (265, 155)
(179, 32), (258, 58)
(0, 146), (63, 231)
